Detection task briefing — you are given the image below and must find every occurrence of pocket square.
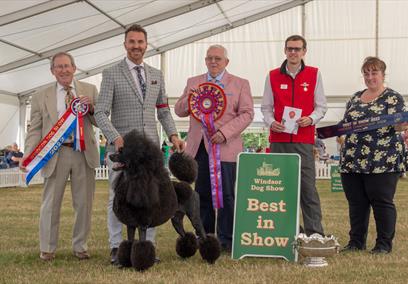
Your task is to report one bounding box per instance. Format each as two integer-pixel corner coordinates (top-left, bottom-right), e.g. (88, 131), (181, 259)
(151, 80), (157, 85)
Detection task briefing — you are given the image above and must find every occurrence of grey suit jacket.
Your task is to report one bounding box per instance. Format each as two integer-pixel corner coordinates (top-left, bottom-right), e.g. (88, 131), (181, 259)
(24, 80), (100, 178)
(95, 59), (177, 152)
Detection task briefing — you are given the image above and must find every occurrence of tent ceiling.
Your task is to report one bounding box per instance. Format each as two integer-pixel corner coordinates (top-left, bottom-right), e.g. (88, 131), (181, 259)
(0, 0), (310, 97)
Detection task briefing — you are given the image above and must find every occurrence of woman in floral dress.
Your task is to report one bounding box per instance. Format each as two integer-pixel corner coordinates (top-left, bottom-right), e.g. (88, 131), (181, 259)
(340, 56), (408, 254)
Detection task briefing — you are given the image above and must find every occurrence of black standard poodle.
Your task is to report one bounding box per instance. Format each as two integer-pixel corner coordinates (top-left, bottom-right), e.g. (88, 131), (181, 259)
(109, 130), (221, 271)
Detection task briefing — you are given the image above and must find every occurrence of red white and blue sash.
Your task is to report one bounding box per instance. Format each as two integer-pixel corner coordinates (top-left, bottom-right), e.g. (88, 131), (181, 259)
(22, 98), (88, 184)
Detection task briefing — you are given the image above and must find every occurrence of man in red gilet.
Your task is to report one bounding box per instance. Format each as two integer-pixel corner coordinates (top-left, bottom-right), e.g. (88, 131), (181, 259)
(261, 35), (327, 236)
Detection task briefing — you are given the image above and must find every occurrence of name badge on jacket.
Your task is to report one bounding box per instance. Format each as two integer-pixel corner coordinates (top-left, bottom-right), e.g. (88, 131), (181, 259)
(280, 84), (288, 90)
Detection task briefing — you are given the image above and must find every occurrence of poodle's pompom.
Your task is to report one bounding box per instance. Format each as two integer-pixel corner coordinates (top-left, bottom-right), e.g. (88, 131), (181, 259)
(176, 232), (198, 258)
(131, 240), (156, 271)
(169, 152), (198, 183)
(172, 181), (193, 204)
(199, 234), (221, 264)
(117, 240), (133, 267)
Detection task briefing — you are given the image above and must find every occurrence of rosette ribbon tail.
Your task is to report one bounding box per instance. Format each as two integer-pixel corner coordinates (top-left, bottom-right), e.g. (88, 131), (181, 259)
(201, 114), (224, 209)
(73, 108), (86, 151)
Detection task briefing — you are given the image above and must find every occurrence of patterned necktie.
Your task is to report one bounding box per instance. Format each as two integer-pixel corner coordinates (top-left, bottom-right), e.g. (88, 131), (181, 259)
(135, 66), (146, 100)
(63, 86), (74, 142)
(211, 77), (224, 89)
(64, 86), (74, 109)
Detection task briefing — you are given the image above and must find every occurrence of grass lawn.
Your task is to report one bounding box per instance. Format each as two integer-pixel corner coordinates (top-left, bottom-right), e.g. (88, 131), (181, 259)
(1, 179), (408, 283)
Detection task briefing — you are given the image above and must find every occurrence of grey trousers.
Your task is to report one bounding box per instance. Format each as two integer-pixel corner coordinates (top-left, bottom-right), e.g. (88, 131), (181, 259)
(270, 142), (324, 236)
(40, 146), (95, 253)
(106, 152), (156, 249)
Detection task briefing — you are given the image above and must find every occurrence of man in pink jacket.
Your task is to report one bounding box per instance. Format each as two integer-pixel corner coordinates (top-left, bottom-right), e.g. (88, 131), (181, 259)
(175, 45), (254, 252)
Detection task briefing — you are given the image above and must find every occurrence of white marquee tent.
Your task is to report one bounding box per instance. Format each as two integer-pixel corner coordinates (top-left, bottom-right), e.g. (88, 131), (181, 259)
(1, 0), (408, 155)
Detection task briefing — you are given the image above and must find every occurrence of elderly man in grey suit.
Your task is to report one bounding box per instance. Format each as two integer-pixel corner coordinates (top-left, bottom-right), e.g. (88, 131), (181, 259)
(22, 52), (99, 261)
(95, 24), (185, 265)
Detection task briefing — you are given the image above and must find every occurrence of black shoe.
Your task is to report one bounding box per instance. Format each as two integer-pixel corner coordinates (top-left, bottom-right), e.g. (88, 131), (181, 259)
(370, 247), (390, 254)
(110, 248), (119, 265)
(340, 244), (364, 253)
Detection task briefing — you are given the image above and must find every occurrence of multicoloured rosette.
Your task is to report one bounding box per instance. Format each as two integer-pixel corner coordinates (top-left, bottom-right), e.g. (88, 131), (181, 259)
(188, 82), (227, 209)
(188, 82), (226, 123)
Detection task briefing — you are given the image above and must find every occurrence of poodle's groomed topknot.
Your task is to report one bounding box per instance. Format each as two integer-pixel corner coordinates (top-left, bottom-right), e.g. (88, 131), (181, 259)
(169, 152), (198, 184)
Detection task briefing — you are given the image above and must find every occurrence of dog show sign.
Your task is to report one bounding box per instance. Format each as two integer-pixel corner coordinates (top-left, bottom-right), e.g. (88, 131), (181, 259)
(232, 153), (300, 262)
(330, 165), (343, 192)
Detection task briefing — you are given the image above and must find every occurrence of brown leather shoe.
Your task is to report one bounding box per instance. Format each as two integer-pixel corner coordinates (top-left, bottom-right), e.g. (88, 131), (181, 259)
(40, 252), (55, 261)
(73, 251), (90, 260)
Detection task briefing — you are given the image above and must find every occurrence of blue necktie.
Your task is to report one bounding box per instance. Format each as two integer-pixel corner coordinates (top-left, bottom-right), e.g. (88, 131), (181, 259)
(211, 78), (224, 89)
(135, 66), (146, 100)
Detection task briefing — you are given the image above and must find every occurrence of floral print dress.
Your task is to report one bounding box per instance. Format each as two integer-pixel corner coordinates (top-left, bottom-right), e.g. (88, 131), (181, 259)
(340, 88), (407, 174)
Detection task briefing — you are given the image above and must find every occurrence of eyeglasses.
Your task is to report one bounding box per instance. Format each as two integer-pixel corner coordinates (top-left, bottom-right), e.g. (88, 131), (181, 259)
(205, 56), (224, 62)
(52, 64), (73, 71)
(285, 47), (303, 53)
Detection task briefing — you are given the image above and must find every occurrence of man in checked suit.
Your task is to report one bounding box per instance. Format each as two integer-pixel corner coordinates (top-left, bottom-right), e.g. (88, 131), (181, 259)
(94, 24), (185, 265)
(175, 45), (254, 252)
(22, 52), (99, 261)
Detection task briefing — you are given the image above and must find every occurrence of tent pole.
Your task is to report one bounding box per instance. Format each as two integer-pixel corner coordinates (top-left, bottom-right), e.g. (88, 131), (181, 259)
(18, 97), (27, 150)
(375, 0), (379, 57)
(301, 3), (306, 36)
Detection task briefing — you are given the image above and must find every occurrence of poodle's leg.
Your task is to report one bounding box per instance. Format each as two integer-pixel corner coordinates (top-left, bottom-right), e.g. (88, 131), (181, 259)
(117, 225), (136, 267)
(185, 192), (207, 239)
(185, 192), (221, 264)
(127, 226), (136, 241)
(130, 226), (155, 271)
(171, 210), (186, 237)
(138, 226), (147, 241)
(173, 210), (198, 258)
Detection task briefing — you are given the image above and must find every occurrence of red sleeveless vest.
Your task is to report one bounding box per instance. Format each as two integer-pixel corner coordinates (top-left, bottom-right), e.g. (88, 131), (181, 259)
(268, 64), (317, 144)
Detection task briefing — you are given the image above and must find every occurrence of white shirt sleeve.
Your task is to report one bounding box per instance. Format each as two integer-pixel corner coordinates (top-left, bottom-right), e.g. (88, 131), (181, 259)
(309, 71), (328, 125)
(261, 73), (275, 128)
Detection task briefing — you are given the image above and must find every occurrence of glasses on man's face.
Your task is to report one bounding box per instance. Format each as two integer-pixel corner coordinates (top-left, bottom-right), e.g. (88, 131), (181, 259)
(205, 56), (223, 63)
(53, 64), (73, 71)
(285, 47), (303, 53)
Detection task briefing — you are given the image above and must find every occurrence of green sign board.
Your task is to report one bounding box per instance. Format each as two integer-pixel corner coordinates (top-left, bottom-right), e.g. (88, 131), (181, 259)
(330, 165), (343, 192)
(232, 153), (300, 262)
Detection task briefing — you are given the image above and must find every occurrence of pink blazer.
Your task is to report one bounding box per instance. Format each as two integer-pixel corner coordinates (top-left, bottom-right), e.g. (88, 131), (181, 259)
(175, 71), (254, 162)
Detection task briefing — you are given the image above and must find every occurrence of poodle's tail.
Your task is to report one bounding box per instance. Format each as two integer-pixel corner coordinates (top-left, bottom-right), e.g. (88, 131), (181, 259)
(169, 152), (198, 183)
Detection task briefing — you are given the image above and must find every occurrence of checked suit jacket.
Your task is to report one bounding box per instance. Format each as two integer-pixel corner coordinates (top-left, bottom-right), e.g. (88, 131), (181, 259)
(95, 58), (177, 152)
